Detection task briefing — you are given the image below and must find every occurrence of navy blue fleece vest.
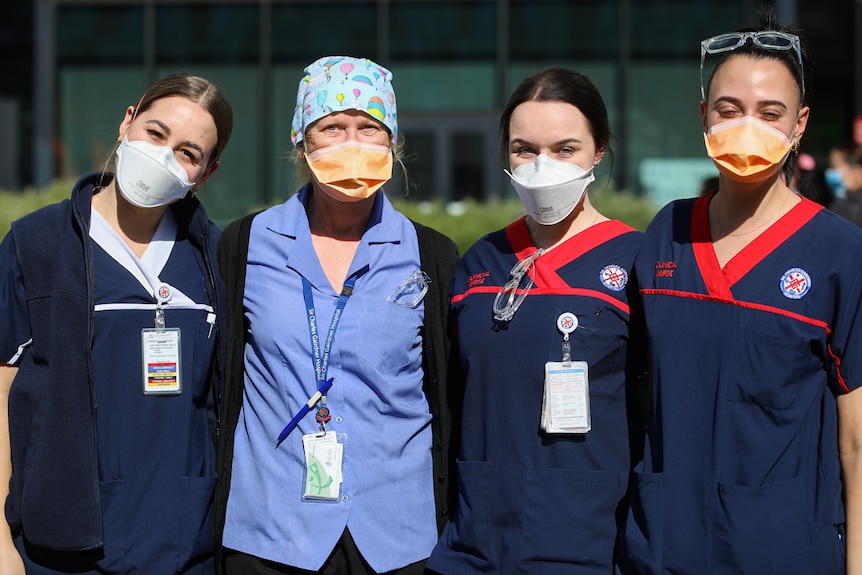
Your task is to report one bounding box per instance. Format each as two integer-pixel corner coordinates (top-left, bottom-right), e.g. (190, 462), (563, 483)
(7, 173), (225, 551)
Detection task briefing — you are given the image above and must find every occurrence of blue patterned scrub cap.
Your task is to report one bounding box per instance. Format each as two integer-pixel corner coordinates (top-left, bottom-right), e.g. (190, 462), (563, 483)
(291, 56), (398, 146)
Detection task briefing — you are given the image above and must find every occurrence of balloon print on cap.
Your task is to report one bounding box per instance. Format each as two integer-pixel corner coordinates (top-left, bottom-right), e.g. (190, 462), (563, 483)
(366, 96), (386, 123)
(291, 56), (399, 145)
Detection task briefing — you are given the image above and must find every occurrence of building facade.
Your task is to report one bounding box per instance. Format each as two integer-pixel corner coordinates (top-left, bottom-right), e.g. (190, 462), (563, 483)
(3, 0), (858, 224)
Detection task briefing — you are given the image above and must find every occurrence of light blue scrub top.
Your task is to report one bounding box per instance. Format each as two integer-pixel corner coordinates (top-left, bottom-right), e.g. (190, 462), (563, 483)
(223, 185), (437, 572)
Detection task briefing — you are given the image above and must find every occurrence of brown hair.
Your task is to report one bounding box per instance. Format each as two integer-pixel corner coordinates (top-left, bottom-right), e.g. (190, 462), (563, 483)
(499, 67), (611, 169)
(133, 74), (234, 166)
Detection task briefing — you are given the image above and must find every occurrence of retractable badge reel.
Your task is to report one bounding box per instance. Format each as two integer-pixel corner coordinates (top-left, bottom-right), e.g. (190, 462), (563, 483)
(558, 312), (577, 366)
(141, 283), (182, 395)
(540, 312), (591, 434)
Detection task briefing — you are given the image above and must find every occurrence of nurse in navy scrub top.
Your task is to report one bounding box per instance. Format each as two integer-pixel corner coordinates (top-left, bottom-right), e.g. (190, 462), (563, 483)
(427, 67), (645, 575)
(618, 8), (862, 574)
(0, 73), (233, 574)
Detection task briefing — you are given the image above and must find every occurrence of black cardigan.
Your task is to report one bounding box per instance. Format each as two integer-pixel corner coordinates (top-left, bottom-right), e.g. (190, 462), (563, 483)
(213, 210), (461, 569)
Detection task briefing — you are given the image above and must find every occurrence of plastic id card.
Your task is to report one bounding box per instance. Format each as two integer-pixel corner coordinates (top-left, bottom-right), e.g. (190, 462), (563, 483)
(302, 431), (344, 501)
(541, 361), (590, 433)
(141, 327), (182, 395)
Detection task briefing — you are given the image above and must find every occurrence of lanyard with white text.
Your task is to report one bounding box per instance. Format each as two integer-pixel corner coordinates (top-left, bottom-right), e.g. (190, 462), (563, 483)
(275, 273), (360, 446)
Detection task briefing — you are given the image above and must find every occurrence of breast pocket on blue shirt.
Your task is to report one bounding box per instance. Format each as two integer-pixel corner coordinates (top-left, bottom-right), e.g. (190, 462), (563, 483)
(356, 301), (423, 375)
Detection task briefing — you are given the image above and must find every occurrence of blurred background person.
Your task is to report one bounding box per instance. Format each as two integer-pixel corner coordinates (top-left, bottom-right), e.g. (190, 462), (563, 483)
(828, 144), (862, 225)
(790, 151), (829, 205)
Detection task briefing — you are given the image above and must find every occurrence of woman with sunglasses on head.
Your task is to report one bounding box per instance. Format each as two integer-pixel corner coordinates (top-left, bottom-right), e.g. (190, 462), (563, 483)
(426, 68), (644, 575)
(618, 10), (862, 575)
(0, 74), (232, 574)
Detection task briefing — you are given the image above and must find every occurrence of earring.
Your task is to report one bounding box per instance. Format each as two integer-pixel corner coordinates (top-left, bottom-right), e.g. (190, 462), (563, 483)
(792, 140), (800, 154)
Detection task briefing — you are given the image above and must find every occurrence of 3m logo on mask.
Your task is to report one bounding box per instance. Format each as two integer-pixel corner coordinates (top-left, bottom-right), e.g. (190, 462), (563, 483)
(505, 154), (595, 226)
(115, 136), (195, 209)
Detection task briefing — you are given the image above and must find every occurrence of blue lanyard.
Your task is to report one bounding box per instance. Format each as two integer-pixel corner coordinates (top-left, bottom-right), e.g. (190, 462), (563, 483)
(275, 274), (360, 446)
(304, 274), (358, 385)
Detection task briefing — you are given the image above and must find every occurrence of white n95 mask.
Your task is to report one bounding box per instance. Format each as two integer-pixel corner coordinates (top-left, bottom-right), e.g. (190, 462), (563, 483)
(115, 137), (196, 208)
(505, 155), (595, 226)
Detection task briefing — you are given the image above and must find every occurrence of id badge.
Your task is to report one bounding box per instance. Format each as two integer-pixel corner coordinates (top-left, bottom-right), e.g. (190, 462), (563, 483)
(141, 327), (182, 395)
(541, 361), (590, 433)
(302, 431), (344, 501)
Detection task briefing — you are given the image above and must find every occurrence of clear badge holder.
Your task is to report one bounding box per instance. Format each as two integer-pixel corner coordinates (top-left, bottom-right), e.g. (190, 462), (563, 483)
(302, 431), (346, 502)
(541, 312), (591, 433)
(142, 301), (182, 395)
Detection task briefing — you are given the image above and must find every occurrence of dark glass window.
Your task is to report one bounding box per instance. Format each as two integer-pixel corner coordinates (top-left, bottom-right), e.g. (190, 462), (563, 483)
(157, 4), (258, 64)
(395, 132), (435, 201)
(451, 132), (485, 201)
(57, 5), (143, 65)
(630, 0), (743, 59)
(271, 3), (377, 64)
(390, 1), (496, 60)
(509, 1), (617, 61)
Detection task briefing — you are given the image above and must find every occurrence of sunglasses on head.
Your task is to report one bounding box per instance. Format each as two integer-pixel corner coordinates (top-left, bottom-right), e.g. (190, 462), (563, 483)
(700, 31), (804, 100)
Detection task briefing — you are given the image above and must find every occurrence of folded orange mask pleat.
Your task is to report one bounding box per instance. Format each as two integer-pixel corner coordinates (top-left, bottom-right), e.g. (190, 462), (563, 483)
(307, 141), (393, 202)
(704, 116), (791, 183)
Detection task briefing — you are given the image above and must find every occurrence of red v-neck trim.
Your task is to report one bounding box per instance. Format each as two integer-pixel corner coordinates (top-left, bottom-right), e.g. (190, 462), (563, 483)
(504, 216), (539, 259)
(504, 216), (636, 290)
(692, 193), (822, 299)
(690, 195), (728, 297)
(723, 197), (821, 283)
(505, 216), (635, 260)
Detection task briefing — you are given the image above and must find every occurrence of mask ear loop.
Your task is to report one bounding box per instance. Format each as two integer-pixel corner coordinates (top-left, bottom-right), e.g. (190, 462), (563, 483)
(102, 94), (147, 187)
(123, 94), (146, 140)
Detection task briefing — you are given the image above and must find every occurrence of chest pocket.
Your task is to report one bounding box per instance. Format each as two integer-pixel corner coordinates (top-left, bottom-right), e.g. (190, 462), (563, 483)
(566, 309), (628, 396)
(356, 301), (424, 375)
(725, 325), (823, 412)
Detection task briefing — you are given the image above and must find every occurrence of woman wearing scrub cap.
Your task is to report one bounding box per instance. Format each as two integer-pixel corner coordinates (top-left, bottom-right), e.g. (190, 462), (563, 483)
(214, 55), (460, 575)
(0, 73), (232, 574)
(426, 67), (644, 574)
(618, 9), (862, 574)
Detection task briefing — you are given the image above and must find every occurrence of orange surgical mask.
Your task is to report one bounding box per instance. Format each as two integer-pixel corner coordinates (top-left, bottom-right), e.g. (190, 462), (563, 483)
(306, 141), (393, 202)
(703, 116), (793, 183)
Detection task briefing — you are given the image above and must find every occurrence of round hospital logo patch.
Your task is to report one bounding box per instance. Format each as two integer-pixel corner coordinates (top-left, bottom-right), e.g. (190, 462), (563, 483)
(780, 268), (811, 299)
(599, 264), (628, 292)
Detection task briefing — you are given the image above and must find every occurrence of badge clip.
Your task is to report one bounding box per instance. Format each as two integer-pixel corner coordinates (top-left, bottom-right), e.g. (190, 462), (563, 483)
(556, 312), (578, 367)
